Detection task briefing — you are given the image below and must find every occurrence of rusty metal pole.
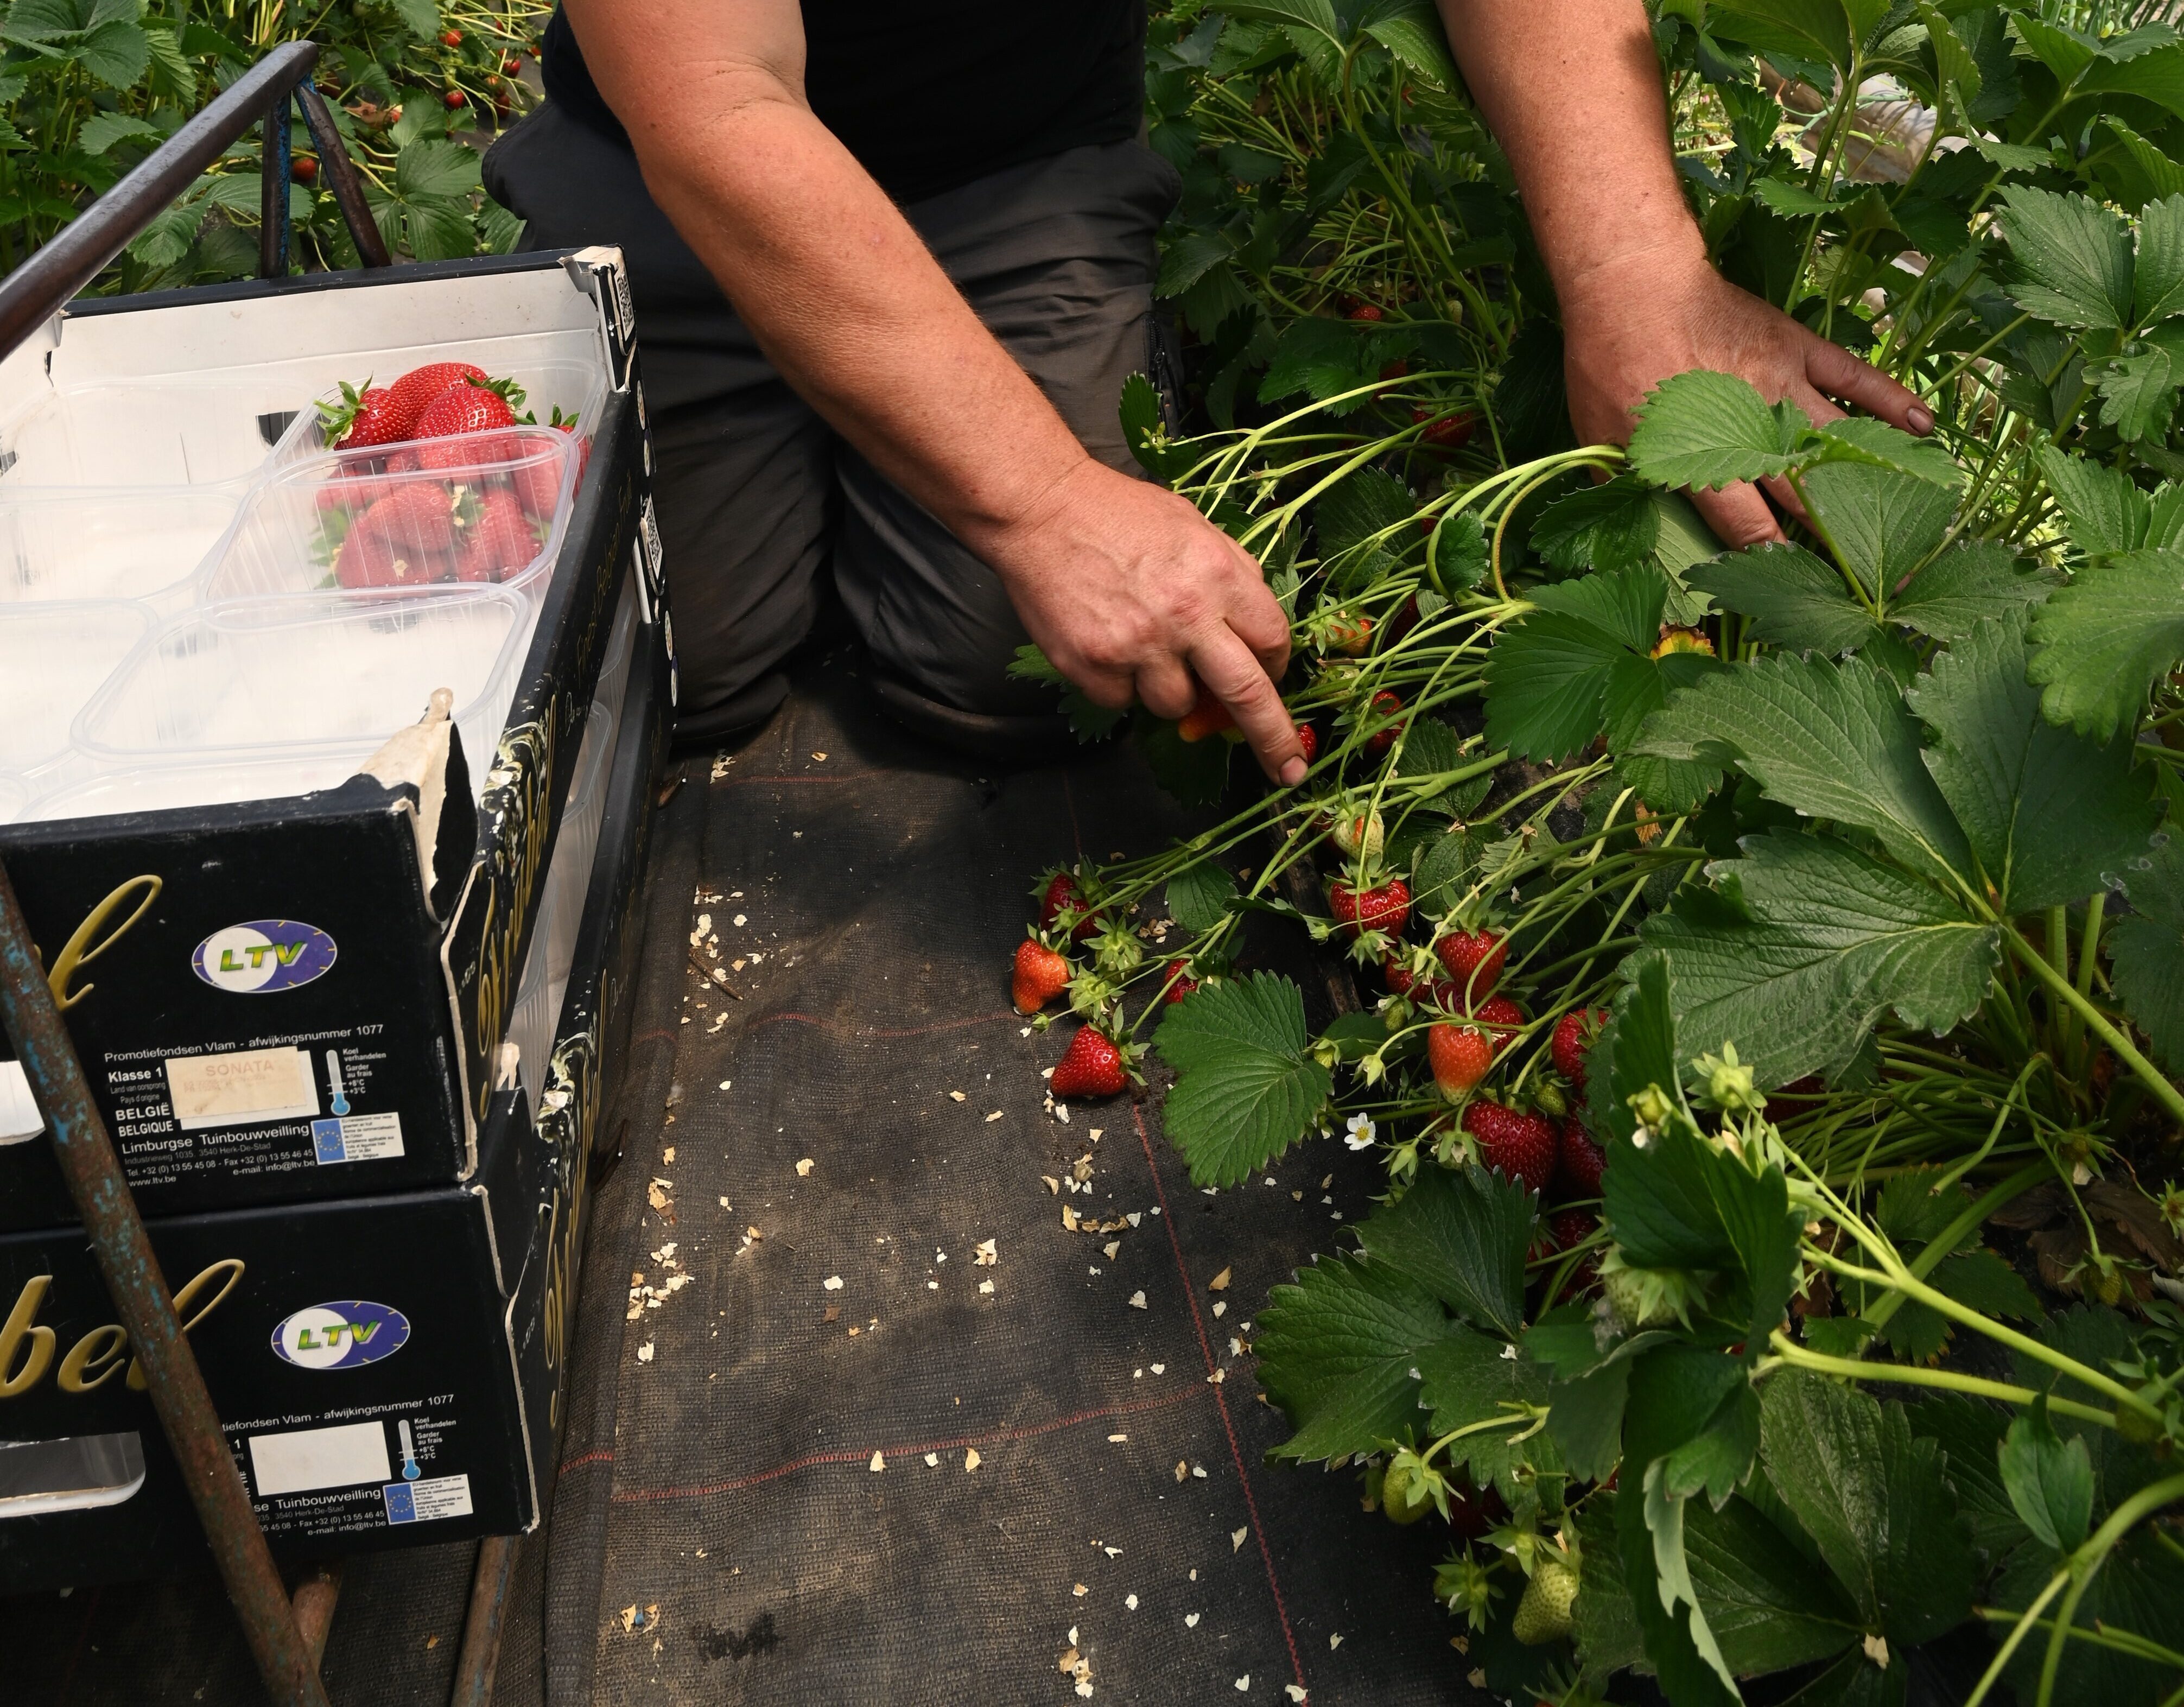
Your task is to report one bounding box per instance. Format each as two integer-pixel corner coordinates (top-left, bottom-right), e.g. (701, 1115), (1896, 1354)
(447, 1535), (519, 1707)
(0, 860), (331, 1707)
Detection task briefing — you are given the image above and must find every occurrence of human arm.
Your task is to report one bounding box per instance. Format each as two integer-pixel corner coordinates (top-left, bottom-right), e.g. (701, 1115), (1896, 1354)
(1434, 0), (1931, 544)
(561, 0), (1306, 782)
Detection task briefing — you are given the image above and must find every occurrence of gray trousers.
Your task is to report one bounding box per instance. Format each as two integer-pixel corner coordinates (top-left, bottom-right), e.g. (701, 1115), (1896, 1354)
(482, 109), (1180, 745)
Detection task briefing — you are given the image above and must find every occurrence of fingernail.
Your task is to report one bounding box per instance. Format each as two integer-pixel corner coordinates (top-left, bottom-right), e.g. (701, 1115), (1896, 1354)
(1907, 405), (1933, 436)
(1279, 759), (1307, 788)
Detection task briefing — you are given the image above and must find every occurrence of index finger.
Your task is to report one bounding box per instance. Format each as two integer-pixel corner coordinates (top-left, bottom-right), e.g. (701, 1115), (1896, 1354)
(1802, 332), (1933, 435)
(1191, 628), (1305, 786)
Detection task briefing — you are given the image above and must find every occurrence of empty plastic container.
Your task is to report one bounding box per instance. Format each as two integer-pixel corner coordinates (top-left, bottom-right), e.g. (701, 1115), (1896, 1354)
(0, 602), (157, 772)
(73, 592), (534, 784)
(0, 488), (240, 607)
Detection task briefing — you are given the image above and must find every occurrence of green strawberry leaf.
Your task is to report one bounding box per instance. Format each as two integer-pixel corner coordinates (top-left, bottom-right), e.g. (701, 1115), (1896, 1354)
(1796, 459), (1956, 604)
(1635, 652), (1973, 891)
(1999, 1397), (2096, 1552)
(2098, 343), (2180, 441)
(1888, 541), (2055, 641)
(1804, 416), (1965, 490)
(1907, 609), (2159, 914)
(1137, 714), (1233, 804)
(1588, 948), (1683, 1141)
(1358, 0), (1459, 90)
(1165, 861), (1237, 935)
(1529, 475), (1662, 575)
(1684, 1494), (1864, 1676)
(1996, 186), (2135, 329)
(1909, 1394), (2028, 1556)
(2133, 192), (2184, 323)
(1155, 972), (1331, 1185)
(1254, 1251), (1450, 1460)
(1351, 1160), (1532, 1338)
(1484, 567), (1666, 761)
(1990, 1518), (2184, 1707)
(1007, 644), (1127, 743)
(2037, 445), (2154, 556)
(1430, 507), (1489, 593)
(1635, 833), (1999, 1090)
(1758, 1370), (1976, 1646)
(2109, 830), (2184, 1069)
(1628, 369), (1810, 492)
(2026, 547), (2184, 739)
(1415, 1324), (1553, 1494)
(1119, 371), (1196, 483)
(1684, 542), (1880, 655)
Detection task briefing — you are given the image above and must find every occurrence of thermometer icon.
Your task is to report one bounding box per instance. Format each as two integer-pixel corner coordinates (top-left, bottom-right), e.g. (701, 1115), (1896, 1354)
(326, 1050), (351, 1117)
(397, 1420), (421, 1481)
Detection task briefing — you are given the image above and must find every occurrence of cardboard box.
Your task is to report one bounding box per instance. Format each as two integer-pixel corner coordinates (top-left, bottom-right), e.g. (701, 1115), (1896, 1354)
(0, 251), (670, 1229)
(0, 602), (669, 1587)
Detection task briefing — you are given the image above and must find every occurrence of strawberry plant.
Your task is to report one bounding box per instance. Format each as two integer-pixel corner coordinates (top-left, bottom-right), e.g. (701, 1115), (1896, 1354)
(1004, 2), (2184, 1696)
(1, 0), (548, 290)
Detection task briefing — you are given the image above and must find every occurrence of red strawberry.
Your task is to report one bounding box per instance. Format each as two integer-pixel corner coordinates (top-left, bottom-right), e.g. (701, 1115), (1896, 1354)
(1462, 1101), (1558, 1194)
(454, 488), (539, 583)
(1378, 358), (1409, 381)
(416, 378), (524, 466)
(1164, 959), (1199, 1002)
(1551, 1008), (1608, 1090)
(1382, 953), (1417, 997)
(1474, 994), (1526, 1055)
(380, 361), (489, 437)
(443, 87), (467, 109)
(1444, 1474), (1508, 1541)
(1295, 724), (1318, 765)
(1039, 872), (1101, 942)
(1012, 938), (1070, 1015)
(1428, 1023), (1493, 1095)
(335, 485), (456, 588)
(318, 380), (404, 450)
(1178, 683), (1235, 742)
(1434, 928), (1506, 1000)
(1558, 1119), (1606, 1199)
(439, 27), (461, 45)
(293, 154), (319, 185)
(1051, 1027), (1129, 1100)
(1345, 301), (1384, 322)
(1413, 407), (1475, 450)
(1328, 877), (1409, 939)
(1365, 689), (1405, 756)
(1548, 1206), (1598, 1251)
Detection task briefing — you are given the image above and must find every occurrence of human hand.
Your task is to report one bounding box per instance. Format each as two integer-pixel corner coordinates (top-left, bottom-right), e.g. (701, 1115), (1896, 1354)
(983, 458), (1306, 786)
(1558, 248), (1933, 546)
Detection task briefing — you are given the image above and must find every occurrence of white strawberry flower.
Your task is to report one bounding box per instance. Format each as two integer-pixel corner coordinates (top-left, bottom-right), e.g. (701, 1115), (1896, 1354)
(1343, 1113), (1376, 1151)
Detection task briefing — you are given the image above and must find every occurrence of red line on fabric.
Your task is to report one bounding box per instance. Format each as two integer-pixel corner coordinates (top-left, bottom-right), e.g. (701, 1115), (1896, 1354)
(1132, 1102), (1308, 1700)
(628, 1027), (676, 1049)
(560, 1449), (615, 1474)
(607, 1385), (1208, 1504)
(746, 1008), (1019, 1039)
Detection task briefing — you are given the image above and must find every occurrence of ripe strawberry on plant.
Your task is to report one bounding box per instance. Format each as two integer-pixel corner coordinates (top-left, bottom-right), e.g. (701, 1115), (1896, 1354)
(1461, 1100), (1558, 1194)
(1551, 1007), (1608, 1090)
(1051, 1026), (1133, 1100)
(1294, 723), (1318, 765)
(1177, 683), (1235, 742)
(1433, 925), (1506, 999)
(1413, 406), (1474, 450)
(454, 488), (539, 583)
(1558, 1119), (1607, 1198)
(1012, 938), (1071, 1016)
(1344, 300), (1385, 322)
(1428, 1022), (1494, 1096)
(1364, 689), (1405, 756)
(1163, 959), (1199, 1002)
(1037, 870), (1102, 942)
(1473, 993), (1526, 1056)
(1328, 875), (1408, 940)
(1325, 611), (1373, 656)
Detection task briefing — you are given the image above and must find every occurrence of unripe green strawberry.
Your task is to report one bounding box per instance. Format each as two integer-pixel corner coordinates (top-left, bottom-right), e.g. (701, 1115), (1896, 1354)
(1512, 1556), (1579, 1645)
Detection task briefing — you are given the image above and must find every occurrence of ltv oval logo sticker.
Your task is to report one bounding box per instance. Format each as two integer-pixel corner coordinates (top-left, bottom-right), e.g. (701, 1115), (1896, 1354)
(271, 1301), (409, 1370)
(193, 921), (337, 994)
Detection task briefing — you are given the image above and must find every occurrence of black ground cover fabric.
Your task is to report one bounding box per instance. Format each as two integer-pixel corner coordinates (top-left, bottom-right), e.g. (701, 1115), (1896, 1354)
(0, 657), (1483, 1704)
(515, 652), (1483, 1705)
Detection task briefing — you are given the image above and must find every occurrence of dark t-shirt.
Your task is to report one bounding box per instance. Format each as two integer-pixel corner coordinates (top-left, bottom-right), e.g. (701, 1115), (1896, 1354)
(541, 4), (1147, 205)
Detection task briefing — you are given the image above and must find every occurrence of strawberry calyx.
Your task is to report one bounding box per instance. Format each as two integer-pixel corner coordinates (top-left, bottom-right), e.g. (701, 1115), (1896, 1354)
(317, 377), (378, 443)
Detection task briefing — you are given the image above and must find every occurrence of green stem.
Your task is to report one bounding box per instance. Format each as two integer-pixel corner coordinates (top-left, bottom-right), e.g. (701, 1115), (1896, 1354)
(1762, 1332), (2117, 1427)
(2036, 1473), (2184, 1707)
(2009, 934), (2184, 1128)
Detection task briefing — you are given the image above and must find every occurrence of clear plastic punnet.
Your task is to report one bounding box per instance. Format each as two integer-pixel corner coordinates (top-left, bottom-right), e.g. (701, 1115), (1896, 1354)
(73, 591), (532, 780)
(0, 488), (241, 608)
(202, 428), (579, 604)
(0, 319), (614, 827)
(0, 601), (157, 772)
